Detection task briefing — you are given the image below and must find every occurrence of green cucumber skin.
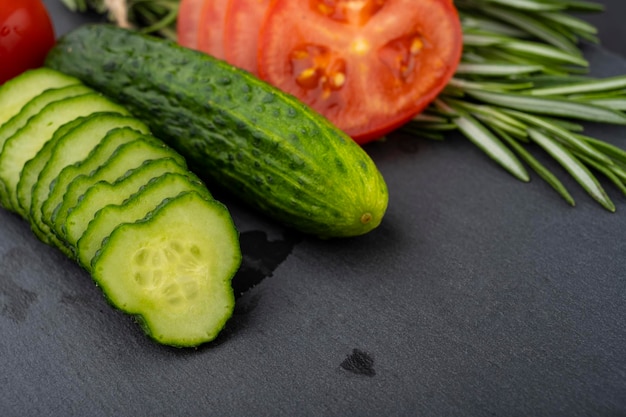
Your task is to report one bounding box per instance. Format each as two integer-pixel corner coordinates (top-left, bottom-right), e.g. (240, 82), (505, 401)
(28, 120), (151, 252)
(76, 172), (211, 270)
(22, 117), (88, 251)
(28, 114), (151, 230)
(64, 158), (201, 251)
(0, 93), (129, 212)
(0, 68), (83, 128)
(0, 84), (93, 153)
(41, 128), (149, 233)
(18, 117), (86, 219)
(46, 25), (389, 238)
(52, 136), (186, 241)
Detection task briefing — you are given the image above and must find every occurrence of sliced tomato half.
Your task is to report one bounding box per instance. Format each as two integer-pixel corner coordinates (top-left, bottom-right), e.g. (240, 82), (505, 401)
(257, 0), (463, 143)
(223, 0), (272, 74)
(196, 0), (231, 60)
(177, 0), (204, 49)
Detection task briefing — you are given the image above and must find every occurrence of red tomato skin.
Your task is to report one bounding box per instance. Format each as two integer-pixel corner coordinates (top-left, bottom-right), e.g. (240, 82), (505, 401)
(0, 0), (55, 84)
(257, 0), (463, 144)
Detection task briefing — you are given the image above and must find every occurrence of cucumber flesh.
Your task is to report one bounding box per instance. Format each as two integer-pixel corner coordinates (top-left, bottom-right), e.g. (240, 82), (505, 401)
(22, 117), (88, 250)
(0, 84), (93, 154)
(64, 158), (197, 250)
(25, 113), (150, 240)
(18, 117), (87, 220)
(91, 191), (241, 347)
(41, 127), (148, 232)
(52, 137), (186, 240)
(76, 172), (211, 269)
(0, 94), (129, 210)
(0, 68), (82, 128)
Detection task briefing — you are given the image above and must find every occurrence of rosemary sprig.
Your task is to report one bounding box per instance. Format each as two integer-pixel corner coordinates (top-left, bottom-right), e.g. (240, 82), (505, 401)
(408, 0), (626, 212)
(61, 0), (179, 39)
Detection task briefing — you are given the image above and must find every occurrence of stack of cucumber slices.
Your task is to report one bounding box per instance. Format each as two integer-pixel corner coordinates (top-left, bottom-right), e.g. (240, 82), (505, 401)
(0, 68), (242, 348)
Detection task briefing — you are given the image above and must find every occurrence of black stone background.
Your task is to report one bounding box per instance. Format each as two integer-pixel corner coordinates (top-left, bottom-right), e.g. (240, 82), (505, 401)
(1, 1), (625, 416)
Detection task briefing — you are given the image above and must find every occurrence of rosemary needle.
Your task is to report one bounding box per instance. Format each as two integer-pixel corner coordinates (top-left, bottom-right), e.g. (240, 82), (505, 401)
(61, 0), (180, 39)
(411, 0), (626, 211)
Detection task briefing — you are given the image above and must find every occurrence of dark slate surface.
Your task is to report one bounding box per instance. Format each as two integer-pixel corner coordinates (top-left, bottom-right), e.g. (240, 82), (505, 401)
(2, 1), (625, 416)
(578, 0), (626, 58)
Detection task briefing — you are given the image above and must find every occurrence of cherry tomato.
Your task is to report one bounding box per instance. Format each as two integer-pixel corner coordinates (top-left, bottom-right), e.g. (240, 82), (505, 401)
(257, 0), (463, 143)
(223, 0), (271, 74)
(0, 0), (55, 84)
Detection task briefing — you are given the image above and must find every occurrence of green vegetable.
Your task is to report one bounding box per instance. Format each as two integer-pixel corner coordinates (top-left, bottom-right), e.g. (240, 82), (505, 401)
(76, 172), (210, 269)
(23, 113), (151, 246)
(21, 116), (93, 250)
(63, 157), (194, 254)
(0, 68), (82, 127)
(45, 24), (389, 238)
(0, 84), (92, 153)
(91, 191), (240, 347)
(0, 93), (129, 213)
(41, 127), (149, 239)
(0, 68), (241, 347)
(50, 132), (186, 243)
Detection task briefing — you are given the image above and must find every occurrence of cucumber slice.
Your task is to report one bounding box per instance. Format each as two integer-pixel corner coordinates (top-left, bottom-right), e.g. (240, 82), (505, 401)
(0, 67), (241, 347)
(24, 113), (150, 240)
(52, 136), (186, 241)
(41, 127), (148, 232)
(64, 158), (201, 251)
(18, 117), (86, 217)
(91, 191), (241, 347)
(21, 117), (88, 251)
(0, 94), (129, 210)
(0, 84), (93, 154)
(76, 173), (211, 269)
(0, 68), (81, 128)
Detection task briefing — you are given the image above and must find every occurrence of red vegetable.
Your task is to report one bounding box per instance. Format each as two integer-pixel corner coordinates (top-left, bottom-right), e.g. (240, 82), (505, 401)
(223, 0), (271, 73)
(197, 0), (229, 60)
(177, 0), (204, 50)
(0, 0), (55, 84)
(177, 0), (463, 144)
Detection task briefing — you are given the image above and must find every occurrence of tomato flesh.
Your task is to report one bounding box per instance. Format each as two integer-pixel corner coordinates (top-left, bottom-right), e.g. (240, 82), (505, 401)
(196, 0), (230, 60)
(257, 0), (462, 143)
(223, 0), (271, 74)
(177, 0), (205, 49)
(0, 0), (55, 84)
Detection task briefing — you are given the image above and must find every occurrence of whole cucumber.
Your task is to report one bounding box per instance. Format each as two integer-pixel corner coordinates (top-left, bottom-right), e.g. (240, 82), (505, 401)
(45, 25), (388, 238)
